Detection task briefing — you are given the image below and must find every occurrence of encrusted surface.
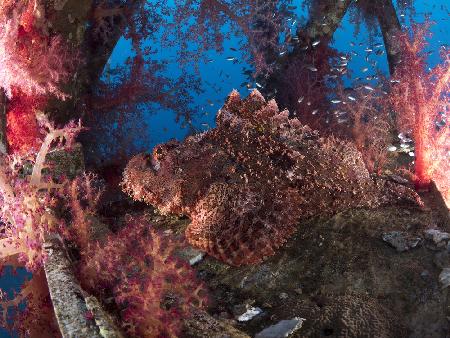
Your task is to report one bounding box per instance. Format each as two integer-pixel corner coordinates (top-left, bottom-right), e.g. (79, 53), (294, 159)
(43, 235), (101, 338)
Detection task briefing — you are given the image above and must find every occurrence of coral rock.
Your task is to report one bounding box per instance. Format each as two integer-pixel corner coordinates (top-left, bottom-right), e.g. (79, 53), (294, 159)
(298, 294), (406, 338)
(123, 90), (422, 266)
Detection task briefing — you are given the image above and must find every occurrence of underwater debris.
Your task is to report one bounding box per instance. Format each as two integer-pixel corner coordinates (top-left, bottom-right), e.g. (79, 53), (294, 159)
(237, 306), (263, 322)
(382, 231), (421, 252)
(255, 317), (305, 338)
(123, 90), (423, 266)
(424, 229), (450, 245)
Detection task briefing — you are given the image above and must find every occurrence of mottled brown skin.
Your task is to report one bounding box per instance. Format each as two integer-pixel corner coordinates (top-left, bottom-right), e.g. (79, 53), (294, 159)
(123, 90), (422, 266)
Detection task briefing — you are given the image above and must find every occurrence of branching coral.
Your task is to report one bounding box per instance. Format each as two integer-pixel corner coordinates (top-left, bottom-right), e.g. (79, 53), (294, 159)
(0, 114), (82, 271)
(269, 43), (343, 133)
(333, 85), (394, 174)
(123, 90), (423, 266)
(6, 92), (46, 154)
(388, 24), (449, 205)
(0, 115), (81, 337)
(170, 0), (292, 76)
(0, 1), (74, 99)
(79, 216), (208, 338)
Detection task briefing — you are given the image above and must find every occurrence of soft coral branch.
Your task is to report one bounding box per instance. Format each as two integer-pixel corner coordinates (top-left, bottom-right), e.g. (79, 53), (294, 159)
(0, 114), (83, 270)
(389, 23), (449, 205)
(0, 4), (74, 99)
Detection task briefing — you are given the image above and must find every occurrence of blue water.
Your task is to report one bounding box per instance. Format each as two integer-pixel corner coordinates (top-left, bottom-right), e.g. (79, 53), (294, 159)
(106, 0), (449, 154)
(0, 1), (448, 336)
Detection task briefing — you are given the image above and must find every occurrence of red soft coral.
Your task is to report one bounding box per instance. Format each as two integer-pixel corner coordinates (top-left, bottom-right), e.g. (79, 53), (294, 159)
(389, 23), (449, 205)
(0, 7), (73, 99)
(6, 92), (46, 154)
(79, 216), (208, 338)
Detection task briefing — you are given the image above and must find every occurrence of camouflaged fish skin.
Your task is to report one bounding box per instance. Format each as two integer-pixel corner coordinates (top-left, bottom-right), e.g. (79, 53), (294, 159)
(123, 90), (422, 266)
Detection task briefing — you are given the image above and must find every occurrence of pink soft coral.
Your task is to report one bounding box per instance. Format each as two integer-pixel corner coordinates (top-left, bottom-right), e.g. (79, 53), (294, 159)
(0, 9), (73, 99)
(6, 92), (46, 154)
(79, 216), (208, 338)
(0, 115), (82, 271)
(388, 24), (449, 205)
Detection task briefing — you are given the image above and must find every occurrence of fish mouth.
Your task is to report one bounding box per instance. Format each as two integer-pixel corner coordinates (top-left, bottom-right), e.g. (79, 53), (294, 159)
(151, 157), (161, 171)
(143, 154), (160, 172)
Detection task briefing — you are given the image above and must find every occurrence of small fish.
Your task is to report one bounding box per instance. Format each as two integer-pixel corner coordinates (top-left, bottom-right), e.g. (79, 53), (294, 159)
(331, 99), (341, 104)
(312, 109), (319, 115)
(374, 43), (383, 48)
(375, 49), (384, 56)
(226, 57), (235, 61)
(347, 95), (356, 101)
(279, 50), (287, 56)
(337, 118), (348, 124)
(340, 56), (348, 60)
(230, 47), (237, 51)
(307, 101), (311, 106)
(300, 45), (309, 51)
(350, 42), (355, 47)
(365, 48), (373, 52)
(361, 67), (369, 72)
(307, 65), (318, 72)
(297, 96), (304, 103)
(312, 40), (320, 47)
(364, 85), (374, 91)
(256, 82), (263, 88)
